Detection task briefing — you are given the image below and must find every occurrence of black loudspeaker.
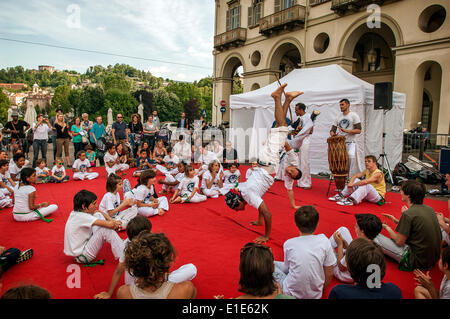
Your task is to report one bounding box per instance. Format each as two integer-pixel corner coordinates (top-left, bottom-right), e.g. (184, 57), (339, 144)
(439, 148), (450, 174)
(374, 82), (393, 110)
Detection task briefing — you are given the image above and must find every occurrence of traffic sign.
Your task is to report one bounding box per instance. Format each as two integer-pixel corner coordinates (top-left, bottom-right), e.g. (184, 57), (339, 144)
(220, 100), (226, 107)
(220, 106), (226, 113)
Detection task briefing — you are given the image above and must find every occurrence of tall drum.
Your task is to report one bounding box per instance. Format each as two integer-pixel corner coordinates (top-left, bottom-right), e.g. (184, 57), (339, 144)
(327, 136), (349, 190)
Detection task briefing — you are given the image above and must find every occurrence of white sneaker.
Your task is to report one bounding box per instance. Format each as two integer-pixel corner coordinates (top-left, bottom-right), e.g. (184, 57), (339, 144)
(328, 194), (344, 202)
(337, 198), (354, 206)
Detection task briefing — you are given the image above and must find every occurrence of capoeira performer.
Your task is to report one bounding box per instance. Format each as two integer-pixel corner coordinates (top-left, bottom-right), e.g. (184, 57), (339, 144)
(225, 83), (303, 243)
(330, 98), (361, 180)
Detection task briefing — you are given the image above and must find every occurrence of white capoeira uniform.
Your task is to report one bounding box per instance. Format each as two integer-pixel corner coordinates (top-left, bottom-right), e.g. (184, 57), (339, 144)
(72, 159), (99, 180)
(155, 154), (180, 176)
(220, 169), (241, 195)
(0, 170), (14, 198)
(281, 149), (300, 191)
(161, 171), (184, 192)
(120, 238), (197, 285)
(200, 170), (221, 198)
(238, 167), (274, 210)
(334, 111), (361, 179)
(126, 184), (169, 217)
(196, 151), (223, 177)
(258, 126), (290, 175)
(289, 113), (314, 188)
(12, 184), (58, 222)
(99, 192), (138, 230)
(0, 188), (13, 208)
(178, 176), (206, 203)
(328, 226), (354, 283)
(104, 151), (129, 176)
(64, 210), (124, 263)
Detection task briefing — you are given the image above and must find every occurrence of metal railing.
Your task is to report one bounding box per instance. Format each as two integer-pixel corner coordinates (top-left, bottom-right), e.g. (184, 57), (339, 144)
(214, 28), (247, 50)
(402, 132), (449, 167)
(331, 0), (402, 13)
(259, 5), (306, 35)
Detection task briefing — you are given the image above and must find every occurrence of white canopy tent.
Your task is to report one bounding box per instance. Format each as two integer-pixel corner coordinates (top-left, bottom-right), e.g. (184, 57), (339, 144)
(229, 64), (406, 175)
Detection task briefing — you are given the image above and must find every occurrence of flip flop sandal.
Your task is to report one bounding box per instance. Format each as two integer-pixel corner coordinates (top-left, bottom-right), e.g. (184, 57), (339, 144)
(16, 248), (33, 264)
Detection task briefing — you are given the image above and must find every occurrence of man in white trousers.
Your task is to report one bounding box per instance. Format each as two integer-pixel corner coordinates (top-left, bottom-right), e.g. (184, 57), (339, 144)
(330, 98), (362, 180)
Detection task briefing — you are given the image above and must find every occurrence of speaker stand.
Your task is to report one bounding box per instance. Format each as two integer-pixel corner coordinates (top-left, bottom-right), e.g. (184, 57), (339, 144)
(378, 110), (394, 184)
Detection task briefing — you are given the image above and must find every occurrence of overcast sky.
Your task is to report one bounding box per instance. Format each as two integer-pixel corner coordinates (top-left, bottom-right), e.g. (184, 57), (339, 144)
(0, 0), (214, 82)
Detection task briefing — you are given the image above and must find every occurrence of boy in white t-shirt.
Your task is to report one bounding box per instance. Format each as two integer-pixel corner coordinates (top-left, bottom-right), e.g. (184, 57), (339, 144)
(93, 215), (197, 299)
(50, 159), (70, 183)
(220, 163), (241, 195)
(104, 143), (129, 176)
(99, 174), (138, 230)
(156, 147), (179, 176)
(170, 165), (206, 204)
(9, 153), (27, 182)
(125, 170), (169, 217)
(64, 190), (124, 265)
(158, 161), (186, 195)
(245, 161), (258, 180)
(35, 159), (51, 183)
(328, 213), (383, 283)
(225, 84), (303, 244)
(72, 151), (99, 180)
(273, 206), (336, 299)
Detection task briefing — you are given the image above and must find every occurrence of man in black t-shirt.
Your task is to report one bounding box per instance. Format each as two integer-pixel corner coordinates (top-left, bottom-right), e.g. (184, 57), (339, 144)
(3, 111), (30, 152)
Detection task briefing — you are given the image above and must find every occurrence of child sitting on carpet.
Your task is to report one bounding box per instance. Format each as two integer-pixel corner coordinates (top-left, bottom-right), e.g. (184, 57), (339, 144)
(170, 165), (206, 204)
(200, 160), (223, 199)
(155, 147), (179, 176)
(0, 159), (15, 198)
(245, 161), (258, 180)
(12, 167), (58, 222)
(133, 149), (153, 178)
(414, 246), (450, 299)
(99, 174), (137, 230)
(49, 159), (69, 183)
(64, 190), (124, 265)
(9, 152), (27, 182)
(35, 159), (51, 183)
(104, 143), (129, 176)
(328, 238), (402, 299)
(85, 144), (97, 167)
(158, 161), (186, 195)
(72, 151), (99, 181)
(220, 163), (241, 195)
(94, 216), (197, 299)
(126, 170), (169, 217)
(116, 231), (197, 299)
(273, 206), (336, 299)
(329, 214), (383, 283)
(215, 242), (294, 299)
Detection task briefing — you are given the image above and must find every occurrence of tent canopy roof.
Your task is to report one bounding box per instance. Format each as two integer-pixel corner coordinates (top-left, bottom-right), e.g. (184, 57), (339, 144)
(230, 64), (405, 109)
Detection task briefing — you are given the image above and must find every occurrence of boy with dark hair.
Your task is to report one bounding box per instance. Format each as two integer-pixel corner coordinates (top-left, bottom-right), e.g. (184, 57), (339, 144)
(328, 238), (402, 299)
(9, 152), (26, 182)
(329, 155), (385, 206)
(414, 246), (450, 299)
(378, 180), (442, 271)
(273, 206), (336, 299)
(64, 190), (124, 266)
(329, 214), (383, 283)
(225, 84), (303, 244)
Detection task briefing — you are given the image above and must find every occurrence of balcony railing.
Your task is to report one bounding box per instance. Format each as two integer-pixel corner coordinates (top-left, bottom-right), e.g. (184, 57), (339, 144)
(259, 5), (306, 36)
(331, 0), (401, 15)
(214, 28), (247, 51)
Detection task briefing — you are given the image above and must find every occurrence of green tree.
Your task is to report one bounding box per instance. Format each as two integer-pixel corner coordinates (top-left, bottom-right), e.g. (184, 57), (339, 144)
(104, 89), (138, 123)
(52, 85), (71, 113)
(103, 74), (131, 92)
(0, 90), (10, 123)
(78, 86), (105, 118)
(151, 89), (182, 123)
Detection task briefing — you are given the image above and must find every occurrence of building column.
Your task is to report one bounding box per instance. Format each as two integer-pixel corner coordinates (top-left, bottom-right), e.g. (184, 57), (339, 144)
(436, 64), (450, 136)
(212, 78), (233, 126)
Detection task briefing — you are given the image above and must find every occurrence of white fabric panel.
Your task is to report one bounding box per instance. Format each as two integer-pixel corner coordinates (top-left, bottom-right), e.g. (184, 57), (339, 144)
(229, 65), (406, 175)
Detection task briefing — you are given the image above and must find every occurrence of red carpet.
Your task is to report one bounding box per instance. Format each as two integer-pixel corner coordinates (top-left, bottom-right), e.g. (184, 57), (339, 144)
(0, 165), (448, 299)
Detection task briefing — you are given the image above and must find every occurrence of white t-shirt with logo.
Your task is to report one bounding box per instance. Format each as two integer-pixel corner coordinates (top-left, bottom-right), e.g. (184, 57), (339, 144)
(334, 111), (361, 142)
(0, 171), (13, 187)
(280, 234), (337, 299)
(73, 159), (91, 173)
(134, 184), (156, 204)
(239, 167), (274, 209)
(223, 169), (241, 186)
(104, 151), (118, 165)
(35, 166), (50, 176)
(201, 170), (221, 190)
(51, 165), (66, 178)
(99, 192), (121, 217)
(178, 176), (200, 195)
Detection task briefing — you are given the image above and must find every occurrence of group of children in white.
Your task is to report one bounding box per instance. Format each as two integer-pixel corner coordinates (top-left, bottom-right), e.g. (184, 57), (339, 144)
(2, 82), (450, 299)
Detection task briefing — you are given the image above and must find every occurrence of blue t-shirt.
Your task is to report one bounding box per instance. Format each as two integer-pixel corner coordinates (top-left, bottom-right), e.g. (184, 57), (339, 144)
(328, 283), (402, 299)
(136, 156), (155, 169)
(112, 121), (127, 139)
(90, 122), (105, 144)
